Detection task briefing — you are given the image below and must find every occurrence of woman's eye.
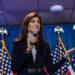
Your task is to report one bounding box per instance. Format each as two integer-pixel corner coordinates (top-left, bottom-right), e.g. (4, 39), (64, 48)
(31, 20), (35, 23)
(37, 20), (40, 24)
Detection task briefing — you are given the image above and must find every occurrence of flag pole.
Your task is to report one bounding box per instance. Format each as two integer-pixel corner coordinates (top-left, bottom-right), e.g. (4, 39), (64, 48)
(1, 40), (12, 61)
(58, 37), (71, 63)
(1, 40), (4, 75)
(54, 26), (64, 75)
(58, 27), (63, 75)
(54, 26), (71, 75)
(59, 37), (63, 75)
(0, 28), (12, 75)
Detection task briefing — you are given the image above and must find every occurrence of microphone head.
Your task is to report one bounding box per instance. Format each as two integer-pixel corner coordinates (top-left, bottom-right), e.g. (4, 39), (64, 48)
(33, 30), (38, 36)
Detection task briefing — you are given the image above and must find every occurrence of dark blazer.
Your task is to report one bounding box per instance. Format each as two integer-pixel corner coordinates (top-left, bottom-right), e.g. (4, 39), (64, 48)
(11, 39), (67, 75)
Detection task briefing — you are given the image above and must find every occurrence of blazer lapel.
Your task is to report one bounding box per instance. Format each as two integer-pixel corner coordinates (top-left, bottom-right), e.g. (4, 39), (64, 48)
(34, 44), (42, 64)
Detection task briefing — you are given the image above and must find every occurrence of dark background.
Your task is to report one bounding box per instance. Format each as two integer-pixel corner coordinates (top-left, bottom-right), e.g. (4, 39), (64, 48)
(0, 0), (75, 25)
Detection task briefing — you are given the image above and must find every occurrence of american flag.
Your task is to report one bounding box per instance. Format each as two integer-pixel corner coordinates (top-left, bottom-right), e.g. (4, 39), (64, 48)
(0, 47), (12, 75)
(51, 42), (70, 75)
(71, 55), (75, 72)
(66, 55), (75, 75)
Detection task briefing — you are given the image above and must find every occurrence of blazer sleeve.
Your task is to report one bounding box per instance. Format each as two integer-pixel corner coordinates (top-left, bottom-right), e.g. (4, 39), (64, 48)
(45, 43), (67, 75)
(11, 42), (32, 73)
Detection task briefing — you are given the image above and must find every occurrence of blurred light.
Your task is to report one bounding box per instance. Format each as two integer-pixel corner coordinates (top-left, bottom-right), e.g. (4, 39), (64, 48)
(50, 5), (63, 12)
(73, 25), (75, 30)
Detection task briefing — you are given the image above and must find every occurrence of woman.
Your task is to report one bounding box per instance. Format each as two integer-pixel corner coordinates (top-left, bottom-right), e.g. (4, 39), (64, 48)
(11, 12), (75, 75)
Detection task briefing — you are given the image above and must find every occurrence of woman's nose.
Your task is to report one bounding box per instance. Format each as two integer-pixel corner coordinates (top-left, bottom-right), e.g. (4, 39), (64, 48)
(35, 22), (39, 25)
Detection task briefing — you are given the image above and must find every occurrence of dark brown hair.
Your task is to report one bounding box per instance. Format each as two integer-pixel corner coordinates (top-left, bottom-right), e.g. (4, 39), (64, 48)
(14, 12), (45, 44)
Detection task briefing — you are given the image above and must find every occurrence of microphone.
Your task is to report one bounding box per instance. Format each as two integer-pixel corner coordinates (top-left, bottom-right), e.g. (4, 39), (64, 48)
(33, 30), (38, 38)
(27, 30), (38, 45)
(27, 30), (38, 40)
(33, 30), (38, 45)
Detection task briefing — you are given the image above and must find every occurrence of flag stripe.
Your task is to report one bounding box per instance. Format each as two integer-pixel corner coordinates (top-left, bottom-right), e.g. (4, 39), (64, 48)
(68, 65), (75, 75)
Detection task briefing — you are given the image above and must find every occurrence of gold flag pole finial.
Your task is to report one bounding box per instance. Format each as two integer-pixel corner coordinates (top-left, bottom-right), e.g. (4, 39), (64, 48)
(0, 28), (8, 39)
(54, 26), (64, 37)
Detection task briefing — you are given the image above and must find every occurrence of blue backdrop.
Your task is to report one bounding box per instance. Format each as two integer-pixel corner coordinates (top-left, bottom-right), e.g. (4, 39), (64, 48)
(0, 24), (75, 57)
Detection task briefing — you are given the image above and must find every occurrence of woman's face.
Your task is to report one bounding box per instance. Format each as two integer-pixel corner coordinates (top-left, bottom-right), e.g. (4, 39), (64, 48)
(27, 17), (41, 33)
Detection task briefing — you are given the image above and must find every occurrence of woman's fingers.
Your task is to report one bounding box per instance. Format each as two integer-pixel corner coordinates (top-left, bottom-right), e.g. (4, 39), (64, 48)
(26, 39), (33, 52)
(64, 47), (75, 58)
(67, 47), (75, 54)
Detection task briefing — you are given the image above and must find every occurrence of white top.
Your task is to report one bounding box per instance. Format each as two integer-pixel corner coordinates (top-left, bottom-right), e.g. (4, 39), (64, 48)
(31, 46), (37, 63)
